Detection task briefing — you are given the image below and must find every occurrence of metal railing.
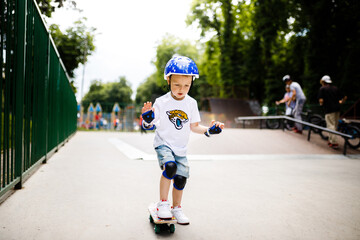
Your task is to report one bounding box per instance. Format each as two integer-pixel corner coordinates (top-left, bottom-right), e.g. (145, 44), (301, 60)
(235, 115), (352, 155)
(0, 0), (77, 200)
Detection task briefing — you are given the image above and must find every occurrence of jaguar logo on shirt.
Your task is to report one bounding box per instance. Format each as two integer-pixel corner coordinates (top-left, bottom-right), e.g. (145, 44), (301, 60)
(166, 110), (189, 130)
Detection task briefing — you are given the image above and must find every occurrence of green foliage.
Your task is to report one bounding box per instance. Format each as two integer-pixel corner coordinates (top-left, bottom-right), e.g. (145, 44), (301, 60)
(82, 77), (133, 112)
(38, 0), (360, 109)
(135, 73), (165, 105)
(49, 18), (96, 80)
(251, 0), (290, 103)
(154, 34), (199, 86)
(36, 0), (77, 17)
(37, 1), (94, 93)
(136, 34), (200, 104)
(188, 0), (255, 99)
(288, 0), (360, 102)
(198, 38), (222, 97)
(184, 0), (360, 106)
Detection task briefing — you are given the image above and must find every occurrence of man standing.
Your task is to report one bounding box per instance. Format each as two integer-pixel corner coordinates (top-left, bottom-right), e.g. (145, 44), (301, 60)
(282, 75), (306, 134)
(318, 75), (347, 149)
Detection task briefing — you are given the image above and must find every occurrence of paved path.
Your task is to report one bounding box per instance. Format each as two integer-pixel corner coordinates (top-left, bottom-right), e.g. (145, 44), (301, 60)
(0, 129), (359, 240)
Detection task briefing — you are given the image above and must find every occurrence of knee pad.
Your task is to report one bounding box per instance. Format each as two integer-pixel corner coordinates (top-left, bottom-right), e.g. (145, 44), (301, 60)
(162, 161), (177, 179)
(173, 175), (187, 190)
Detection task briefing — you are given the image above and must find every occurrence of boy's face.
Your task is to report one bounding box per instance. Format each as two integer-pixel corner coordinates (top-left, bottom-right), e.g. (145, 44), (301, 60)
(167, 75), (192, 100)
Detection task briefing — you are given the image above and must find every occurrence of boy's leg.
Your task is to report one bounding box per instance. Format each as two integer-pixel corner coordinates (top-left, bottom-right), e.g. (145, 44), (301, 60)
(155, 145), (178, 219)
(172, 187), (183, 207)
(155, 145), (177, 200)
(171, 175), (189, 225)
(160, 175), (172, 201)
(157, 177), (173, 220)
(171, 155), (190, 225)
(171, 156), (189, 207)
(172, 175), (187, 207)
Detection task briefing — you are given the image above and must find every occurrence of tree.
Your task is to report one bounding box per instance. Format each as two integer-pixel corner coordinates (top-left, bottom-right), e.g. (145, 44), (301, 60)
(288, 0), (360, 102)
(153, 34), (199, 87)
(186, 0), (360, 106)
(136, 34), (200, 104)
(104, 77), (133, 108)
(187, 0), (251, 99)
(35, 1), (96, 94)
(251, 0), (290, 104)
(135, 73), (165, 105)
(49, 18), (96, 81)
(81, 80), (105, 111)
(82, 77), (133, 113)
(36, 0), (77, 17)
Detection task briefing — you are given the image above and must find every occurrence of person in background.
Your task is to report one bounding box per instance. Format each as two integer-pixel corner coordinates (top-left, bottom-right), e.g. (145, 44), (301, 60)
(276, 85), (295, 116)
(282, 75), (306, 134)
(318, 75), (347, 149)
(276, 84), (296, 130)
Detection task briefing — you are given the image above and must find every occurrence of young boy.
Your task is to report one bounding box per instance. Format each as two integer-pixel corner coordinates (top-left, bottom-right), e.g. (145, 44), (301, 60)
(275, 85), (295, 116)
(282, 75), (306, 134)
(141, 55), (224, 225)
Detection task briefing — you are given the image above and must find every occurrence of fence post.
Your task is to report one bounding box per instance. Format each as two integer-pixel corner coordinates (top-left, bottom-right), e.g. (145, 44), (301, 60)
(43, 35), (51, 163)
(343, 141), (347, 155)
(307, 128), (312, 141)
(14, 0), (27, 189)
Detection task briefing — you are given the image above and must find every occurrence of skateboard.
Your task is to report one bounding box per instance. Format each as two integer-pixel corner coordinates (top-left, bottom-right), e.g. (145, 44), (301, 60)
(148, 202), (176, 234)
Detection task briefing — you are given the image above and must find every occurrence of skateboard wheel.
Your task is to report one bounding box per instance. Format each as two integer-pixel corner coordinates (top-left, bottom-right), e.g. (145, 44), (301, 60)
(149, 215), (154, 223)
(154, 224), (161, 234)
(170, 224), (175, 233)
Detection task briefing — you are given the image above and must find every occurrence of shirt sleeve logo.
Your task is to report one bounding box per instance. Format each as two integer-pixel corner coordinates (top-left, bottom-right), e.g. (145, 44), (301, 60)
(166, 110), (189, 130)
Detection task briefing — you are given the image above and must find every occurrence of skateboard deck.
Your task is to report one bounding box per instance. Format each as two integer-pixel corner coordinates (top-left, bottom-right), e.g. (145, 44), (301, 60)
(148, 202), (176, 234)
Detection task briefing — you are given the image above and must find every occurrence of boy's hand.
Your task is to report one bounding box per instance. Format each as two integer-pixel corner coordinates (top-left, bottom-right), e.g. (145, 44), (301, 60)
(205, 120), (224, 137)
(142, 101), (153, 114)
(141, 102), (155, 124)
(142, 110), (154, 124)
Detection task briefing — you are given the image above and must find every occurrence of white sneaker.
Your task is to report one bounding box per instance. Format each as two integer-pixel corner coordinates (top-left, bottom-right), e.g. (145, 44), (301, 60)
(171, 206), (189, 225)
(157, 201), (172, 220)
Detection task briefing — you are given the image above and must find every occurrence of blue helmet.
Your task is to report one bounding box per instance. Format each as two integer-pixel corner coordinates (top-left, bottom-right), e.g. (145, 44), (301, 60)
(164, 55), (199, 80)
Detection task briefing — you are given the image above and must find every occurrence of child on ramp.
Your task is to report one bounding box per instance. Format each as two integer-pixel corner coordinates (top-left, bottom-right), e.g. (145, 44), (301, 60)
(141, 55), (224, 225)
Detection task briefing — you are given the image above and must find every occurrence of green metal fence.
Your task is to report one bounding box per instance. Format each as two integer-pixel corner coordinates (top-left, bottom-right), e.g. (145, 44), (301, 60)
(0, 0), (77, 199)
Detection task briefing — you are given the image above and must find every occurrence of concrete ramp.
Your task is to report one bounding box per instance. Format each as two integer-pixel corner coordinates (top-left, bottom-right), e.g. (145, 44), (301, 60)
(0, 130), (359, 240)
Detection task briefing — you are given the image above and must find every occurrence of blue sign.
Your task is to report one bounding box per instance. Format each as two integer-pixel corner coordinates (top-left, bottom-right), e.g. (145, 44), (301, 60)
(113, 103), (120, 113)
(88, 105), (94, 112)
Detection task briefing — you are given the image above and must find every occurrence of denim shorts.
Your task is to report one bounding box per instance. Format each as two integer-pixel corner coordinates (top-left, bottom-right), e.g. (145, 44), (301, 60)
(154, 145), (190, 178)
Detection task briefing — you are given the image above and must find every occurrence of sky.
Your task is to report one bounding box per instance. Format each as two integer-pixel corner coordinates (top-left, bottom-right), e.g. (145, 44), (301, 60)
(47, 0), (200, 102)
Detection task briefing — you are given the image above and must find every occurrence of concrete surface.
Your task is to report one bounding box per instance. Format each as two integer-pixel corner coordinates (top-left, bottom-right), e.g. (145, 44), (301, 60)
(0, 129), (359, 240)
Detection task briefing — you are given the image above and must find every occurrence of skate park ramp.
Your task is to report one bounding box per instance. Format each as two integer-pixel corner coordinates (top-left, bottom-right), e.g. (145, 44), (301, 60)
(200, 98), (261, 128)
(0, 130), (359, 240)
